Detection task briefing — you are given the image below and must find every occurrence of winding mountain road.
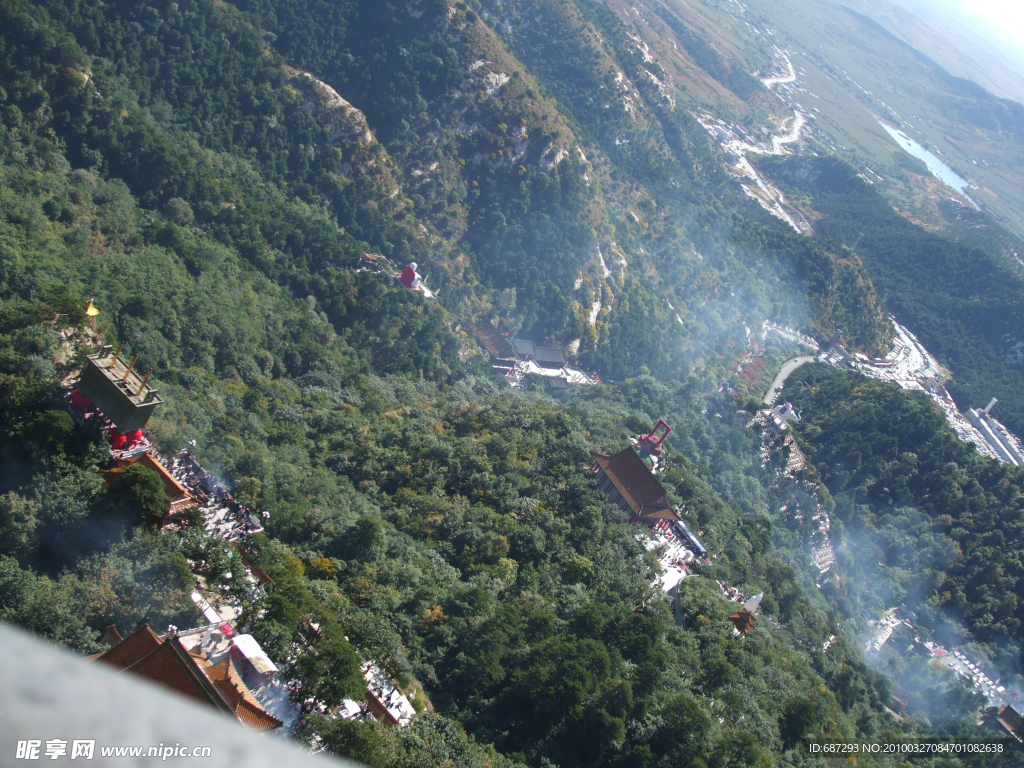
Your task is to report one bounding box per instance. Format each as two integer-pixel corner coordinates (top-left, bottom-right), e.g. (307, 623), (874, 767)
(764, 355), (816, 404)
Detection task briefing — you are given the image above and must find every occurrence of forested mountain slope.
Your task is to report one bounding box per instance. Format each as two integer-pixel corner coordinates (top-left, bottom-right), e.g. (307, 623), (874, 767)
(760, 155), (1024, 436)
(3, 0), (1024, 764)
(7, 0), (897, 374)
(785, 366), (1024, 648)
(781, 364), (1024, 718)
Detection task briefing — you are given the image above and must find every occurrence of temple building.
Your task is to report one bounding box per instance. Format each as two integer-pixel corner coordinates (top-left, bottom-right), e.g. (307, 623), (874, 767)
(742, 592), (764, 615)
(470, 319), (596, 390)
(509, 338), (567, 367)
(888, 685), (910, 716)
(591, 420), (712, 567)
(770, 402), (800, 431)
(591, 446), (675, 521)
(472, 320), (515, 358)
(94, 626), (282, 732)
(76, 344), (163, 433)
(728, 609), (756, 636)
(634, 419), (672, 470)
(1001, 706), (1024, 744)
(230, 634), (279, 688)
(101, 452), (196, 516)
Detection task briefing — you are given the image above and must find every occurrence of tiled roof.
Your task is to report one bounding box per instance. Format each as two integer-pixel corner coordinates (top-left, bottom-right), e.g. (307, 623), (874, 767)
(639, 507), (679, 520)
(134, 452), (192, 501)
(511, 338), (536, 357)
(126, 642), (235, 715)
(593, 447), (672, 516)
(100, 625), (124, 648)
(95, 625), (162, 669)
(471, 320), (514, 358)
(101, 453), (193, 504)
(534, 346), (567, 366)
(204, 658), (283, 732)
(94, 626), (280, 731)
(729, 610), (756, 635)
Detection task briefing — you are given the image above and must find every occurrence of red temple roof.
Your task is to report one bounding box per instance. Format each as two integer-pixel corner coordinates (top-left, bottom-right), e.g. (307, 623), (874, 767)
(94, 626), (282, 731)
(592, 447), (673, 517)
(203, 657), (283, 731)
(729, 609), (756, 635)
(101, 453), (193, 509)
(95, 625), (162, 669)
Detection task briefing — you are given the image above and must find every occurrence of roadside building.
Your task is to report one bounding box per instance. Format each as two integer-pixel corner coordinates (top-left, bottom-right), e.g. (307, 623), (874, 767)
(671, 519), (708, 559)
(995, 705), (1024, 744)
(966, 399), (1024, 467)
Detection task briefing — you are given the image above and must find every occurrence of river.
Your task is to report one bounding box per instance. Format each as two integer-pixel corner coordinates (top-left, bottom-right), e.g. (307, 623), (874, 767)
(877, 120), (980, 210)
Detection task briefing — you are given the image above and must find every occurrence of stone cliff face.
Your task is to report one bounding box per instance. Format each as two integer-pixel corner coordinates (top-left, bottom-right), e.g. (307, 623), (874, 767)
(254, 0), (896, 368)
(289, 70), (394, 183)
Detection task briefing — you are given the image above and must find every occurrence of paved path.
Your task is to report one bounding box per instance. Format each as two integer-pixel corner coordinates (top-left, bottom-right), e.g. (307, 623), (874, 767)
(764, 355), (816, 405)
(761, 49), (796, 89)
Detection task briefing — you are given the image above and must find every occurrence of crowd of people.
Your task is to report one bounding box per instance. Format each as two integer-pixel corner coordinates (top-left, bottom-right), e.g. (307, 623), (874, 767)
(166, 451), (267, 543)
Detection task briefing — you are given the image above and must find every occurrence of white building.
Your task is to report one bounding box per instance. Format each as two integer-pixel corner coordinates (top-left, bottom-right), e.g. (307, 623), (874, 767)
(965, 399), (1024, 467)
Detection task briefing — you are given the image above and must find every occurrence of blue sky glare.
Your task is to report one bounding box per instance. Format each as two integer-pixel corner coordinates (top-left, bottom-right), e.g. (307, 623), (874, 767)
(954, 0), (1024, 45)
